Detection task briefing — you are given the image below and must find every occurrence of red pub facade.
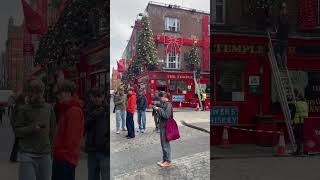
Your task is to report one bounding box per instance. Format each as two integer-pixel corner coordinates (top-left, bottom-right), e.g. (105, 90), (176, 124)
(211, 0), (320, 145)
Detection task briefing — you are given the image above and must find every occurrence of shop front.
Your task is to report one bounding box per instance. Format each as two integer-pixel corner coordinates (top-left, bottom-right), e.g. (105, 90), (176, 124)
(136, 71), (210, 108)
(211, 34), (320, 145)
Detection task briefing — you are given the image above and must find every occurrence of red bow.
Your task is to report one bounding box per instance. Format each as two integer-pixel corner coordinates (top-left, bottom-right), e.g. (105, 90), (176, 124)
(166, 37), (183, 55)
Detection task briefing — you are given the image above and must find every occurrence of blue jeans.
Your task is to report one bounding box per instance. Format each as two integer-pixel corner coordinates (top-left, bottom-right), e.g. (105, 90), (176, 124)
(137, 110), (146, 130)
(115, 110), (126, 131)
(160, 127), (171, 162)
(87, 152), (109, 180)
(52, 159), (75, 180)
(18, 153), (51, 180)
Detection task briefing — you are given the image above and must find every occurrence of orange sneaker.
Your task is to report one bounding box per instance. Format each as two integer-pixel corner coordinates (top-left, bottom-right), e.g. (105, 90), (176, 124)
(157, 161), (164, 166)
(161, 161), (172, 167)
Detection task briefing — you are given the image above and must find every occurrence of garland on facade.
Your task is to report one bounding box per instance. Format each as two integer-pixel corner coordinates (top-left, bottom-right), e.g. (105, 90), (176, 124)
(186, 44), (200, 71)
(121, 15), (159, 85)
(35, 0), (108, 68)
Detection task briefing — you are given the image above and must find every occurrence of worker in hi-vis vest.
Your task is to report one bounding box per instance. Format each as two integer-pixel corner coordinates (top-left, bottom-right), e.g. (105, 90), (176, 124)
(293, 90), (308, 155)
(200, 89), (206, 111)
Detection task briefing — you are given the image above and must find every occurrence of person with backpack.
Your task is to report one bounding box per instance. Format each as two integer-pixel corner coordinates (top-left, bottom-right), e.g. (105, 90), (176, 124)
(152, 91), (161, 132)
(114, 87), (126, 134)
(52, 80), (84, 180)
(13, 79), (56, 180)
(136, 89), (148, 133)
(85, 88), (109, 180)
(154, 91), (173, 167)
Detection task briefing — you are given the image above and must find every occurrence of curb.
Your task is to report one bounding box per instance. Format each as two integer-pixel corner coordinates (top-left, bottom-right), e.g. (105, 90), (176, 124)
(181, 120), (210, 134)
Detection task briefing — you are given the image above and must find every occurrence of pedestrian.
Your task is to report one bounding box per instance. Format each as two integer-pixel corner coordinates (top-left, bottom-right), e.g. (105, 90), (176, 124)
(13, 79), (56, 180)
(154, 91), (173, 167)
(10, 94), (26, 162)
(275, 2), (290, 70)
(292, 90), (308, 156)
(113, 87), (126, 134)
(126, 87), (136, 139)
(137, 89), (147, 133)
(85, 88), (109, 180)
(152, 91), (161, 131)
(200, 89), (207, 111)
(52, 80), (85, 180)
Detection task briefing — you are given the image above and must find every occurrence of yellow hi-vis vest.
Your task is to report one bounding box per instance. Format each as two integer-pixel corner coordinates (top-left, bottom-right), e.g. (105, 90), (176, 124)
(293, 101), (308, 124)
(201, 93), (207, 101)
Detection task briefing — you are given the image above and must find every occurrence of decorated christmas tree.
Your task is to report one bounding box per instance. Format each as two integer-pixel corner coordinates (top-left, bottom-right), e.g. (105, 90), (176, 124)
(186, 44), (200, 71)
(134, 16), (159, 72)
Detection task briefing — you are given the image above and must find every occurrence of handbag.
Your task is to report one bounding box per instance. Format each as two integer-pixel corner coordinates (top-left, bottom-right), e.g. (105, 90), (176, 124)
(165, 105), (180, 142)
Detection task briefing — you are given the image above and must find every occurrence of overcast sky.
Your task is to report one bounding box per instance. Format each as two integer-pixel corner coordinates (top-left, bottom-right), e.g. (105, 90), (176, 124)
(110, 0), (210, 75)
(0, 0), (23, 52)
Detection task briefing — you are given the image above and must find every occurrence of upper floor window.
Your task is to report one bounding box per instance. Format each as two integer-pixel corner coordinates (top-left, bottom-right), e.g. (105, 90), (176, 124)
(213, 0), (225, 24)
(165, 45), (180, 69)
(165, 17), (180, 32)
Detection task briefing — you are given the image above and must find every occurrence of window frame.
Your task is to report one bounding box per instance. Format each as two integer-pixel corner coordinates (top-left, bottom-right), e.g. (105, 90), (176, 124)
(165, 45), (180, 70)
(165, 17), (180, 32)
(213, 0), (226, 24)
(216, 60), (245, 102)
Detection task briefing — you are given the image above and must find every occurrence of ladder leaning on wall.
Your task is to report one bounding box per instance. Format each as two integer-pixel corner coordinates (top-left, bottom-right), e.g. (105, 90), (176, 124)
(266, 31), (296, 152)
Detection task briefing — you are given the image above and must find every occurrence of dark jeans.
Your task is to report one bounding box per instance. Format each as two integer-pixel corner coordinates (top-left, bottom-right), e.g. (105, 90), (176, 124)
(293, 124), (304, 154)
(52, 159), (75, 180)
(87, 152), (109, 180)
(10, 137), (19, 162)
(126, 112), (135, 138)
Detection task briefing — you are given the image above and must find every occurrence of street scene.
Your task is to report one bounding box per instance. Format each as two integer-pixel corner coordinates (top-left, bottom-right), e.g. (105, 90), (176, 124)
(110, 0), (210, 179)
(0, 0), (107, 180)
(110, 100), (210, 179)
(212, 0), (320, 179)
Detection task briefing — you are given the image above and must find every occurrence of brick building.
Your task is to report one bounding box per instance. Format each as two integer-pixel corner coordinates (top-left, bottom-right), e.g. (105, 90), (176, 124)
(5, 17), (24, 93)
(211, 0), (320, 145)
(120, 2), (210, 107)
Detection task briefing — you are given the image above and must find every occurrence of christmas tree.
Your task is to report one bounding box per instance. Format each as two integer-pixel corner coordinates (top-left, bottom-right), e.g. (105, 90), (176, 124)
(186, 44), (200, 71)
(121, 15), (159, 85)
(134, 16), (159, 72)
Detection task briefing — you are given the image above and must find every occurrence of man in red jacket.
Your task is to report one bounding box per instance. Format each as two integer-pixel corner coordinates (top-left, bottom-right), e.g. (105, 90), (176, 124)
(126, 88), (136, 139)
(52, 80), (84, 180)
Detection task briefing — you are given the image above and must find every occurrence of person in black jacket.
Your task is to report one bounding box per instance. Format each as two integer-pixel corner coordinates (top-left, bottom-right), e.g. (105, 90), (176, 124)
(85, 88), (108, 180)
(136, 89), (148, 133)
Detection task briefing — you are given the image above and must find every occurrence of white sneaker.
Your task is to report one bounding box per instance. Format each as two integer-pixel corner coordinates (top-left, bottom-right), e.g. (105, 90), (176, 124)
(141, 129), (145, 133)
(116, 131), (120, 134)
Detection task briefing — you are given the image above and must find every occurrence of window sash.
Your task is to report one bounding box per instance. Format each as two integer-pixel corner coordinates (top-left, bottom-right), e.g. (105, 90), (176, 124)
(165, 45), (180, 69)
(165, 17), (180, 32)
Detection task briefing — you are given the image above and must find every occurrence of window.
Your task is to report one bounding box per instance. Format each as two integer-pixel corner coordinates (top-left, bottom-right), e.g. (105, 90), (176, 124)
(165, 17), (180, 32)
(169, 80), (186, 94)
(213, 0), (225, 24)
(177, 81), (186, 94)
(170, 80), (177, 93)
(217, 61), (244, 101)
(165, 45), (180, 69)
